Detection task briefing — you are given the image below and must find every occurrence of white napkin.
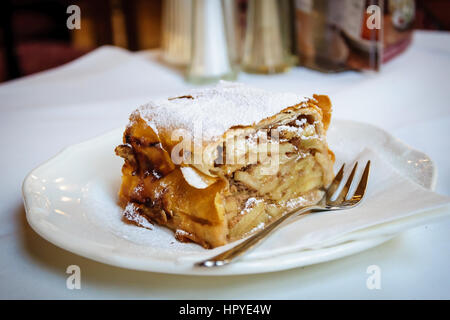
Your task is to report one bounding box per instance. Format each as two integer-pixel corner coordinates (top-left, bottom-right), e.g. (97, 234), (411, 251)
(176, 148), (450, 261)
(249, 149), (449, 257)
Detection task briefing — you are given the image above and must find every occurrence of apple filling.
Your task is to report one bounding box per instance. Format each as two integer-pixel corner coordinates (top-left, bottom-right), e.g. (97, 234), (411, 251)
(216, 117), (332, 241)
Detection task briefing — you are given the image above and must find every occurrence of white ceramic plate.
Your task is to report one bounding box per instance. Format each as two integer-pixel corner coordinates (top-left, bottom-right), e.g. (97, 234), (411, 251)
(22, 120), (441, 275)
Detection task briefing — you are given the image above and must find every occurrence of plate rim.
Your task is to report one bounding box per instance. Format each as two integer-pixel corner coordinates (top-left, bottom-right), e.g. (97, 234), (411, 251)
(22, 119), (439, 275)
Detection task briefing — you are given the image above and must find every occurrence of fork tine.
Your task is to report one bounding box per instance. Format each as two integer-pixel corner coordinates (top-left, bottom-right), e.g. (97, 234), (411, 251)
(334, 161), (358, 203)
(347, 160), (371, 204)
(326, 163), (345, 201)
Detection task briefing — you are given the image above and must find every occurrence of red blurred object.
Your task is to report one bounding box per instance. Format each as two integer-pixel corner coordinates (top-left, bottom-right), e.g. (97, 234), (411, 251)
(415, 0), (450, 30)
(16, 42), (90, 76)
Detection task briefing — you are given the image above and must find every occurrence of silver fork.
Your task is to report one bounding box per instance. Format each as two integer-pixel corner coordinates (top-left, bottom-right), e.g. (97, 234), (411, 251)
(196, 160), (371, 267)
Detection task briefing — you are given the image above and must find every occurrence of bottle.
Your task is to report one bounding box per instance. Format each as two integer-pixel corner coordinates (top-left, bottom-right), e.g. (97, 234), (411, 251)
(186, 0), (237, 84)
(241, 0), (291, 74)
(161, 0), (193, 66)
(295, 0), (384, 72)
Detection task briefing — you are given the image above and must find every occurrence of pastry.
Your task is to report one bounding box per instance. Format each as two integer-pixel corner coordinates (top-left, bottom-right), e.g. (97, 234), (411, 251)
(115, 82), (334, 248)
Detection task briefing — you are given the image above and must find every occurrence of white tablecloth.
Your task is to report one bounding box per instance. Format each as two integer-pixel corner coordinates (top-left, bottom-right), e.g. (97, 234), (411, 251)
(0, 30), (449, 299)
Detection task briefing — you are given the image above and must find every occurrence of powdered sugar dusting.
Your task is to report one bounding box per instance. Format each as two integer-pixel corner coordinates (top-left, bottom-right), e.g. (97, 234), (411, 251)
(285, 196), (309, 210)
(241, 197), (264, 215)
(248, 222), (266, 234)
(136, 81), (308, 142)
(123, 202), (153, 230)
(133, 184), (143, 194)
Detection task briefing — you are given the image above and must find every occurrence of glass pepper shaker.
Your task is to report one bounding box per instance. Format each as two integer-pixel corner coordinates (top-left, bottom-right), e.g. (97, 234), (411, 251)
(241, 0), (291, 74)
(161, 0), (193, 66)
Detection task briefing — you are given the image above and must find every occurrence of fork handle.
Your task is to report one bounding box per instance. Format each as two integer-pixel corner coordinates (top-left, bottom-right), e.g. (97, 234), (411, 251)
(196, 205), (322, 267)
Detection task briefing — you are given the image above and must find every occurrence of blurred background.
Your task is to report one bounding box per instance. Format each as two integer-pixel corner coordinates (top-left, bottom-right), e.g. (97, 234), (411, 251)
(0, 0), (449, 83)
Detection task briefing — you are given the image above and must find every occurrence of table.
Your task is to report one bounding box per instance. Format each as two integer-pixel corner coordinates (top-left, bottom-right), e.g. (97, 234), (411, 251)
(0, 30), (449, 299)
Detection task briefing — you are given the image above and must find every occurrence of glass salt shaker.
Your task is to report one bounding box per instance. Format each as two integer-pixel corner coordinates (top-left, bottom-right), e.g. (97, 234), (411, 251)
(186, 0), (237, 84)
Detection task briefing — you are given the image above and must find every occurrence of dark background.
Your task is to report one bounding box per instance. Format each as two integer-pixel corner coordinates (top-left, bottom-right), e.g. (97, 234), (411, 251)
(0, 0), (449, 83)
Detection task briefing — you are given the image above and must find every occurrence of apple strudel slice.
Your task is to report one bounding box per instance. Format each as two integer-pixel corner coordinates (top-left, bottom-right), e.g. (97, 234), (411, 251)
(115, 82), (335, 248)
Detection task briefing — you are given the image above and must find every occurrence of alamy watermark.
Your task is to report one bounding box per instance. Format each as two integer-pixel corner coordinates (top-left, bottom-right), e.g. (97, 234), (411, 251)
(66, 265), (81, 290)
(169, 124), (283, 176)
(66, 5), (81, 30)
(366, 265), (381, 290)
(366, 5), (382, 30)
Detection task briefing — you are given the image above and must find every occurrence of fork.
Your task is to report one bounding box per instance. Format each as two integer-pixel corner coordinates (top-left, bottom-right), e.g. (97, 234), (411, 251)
(196, 160), (371, 267)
